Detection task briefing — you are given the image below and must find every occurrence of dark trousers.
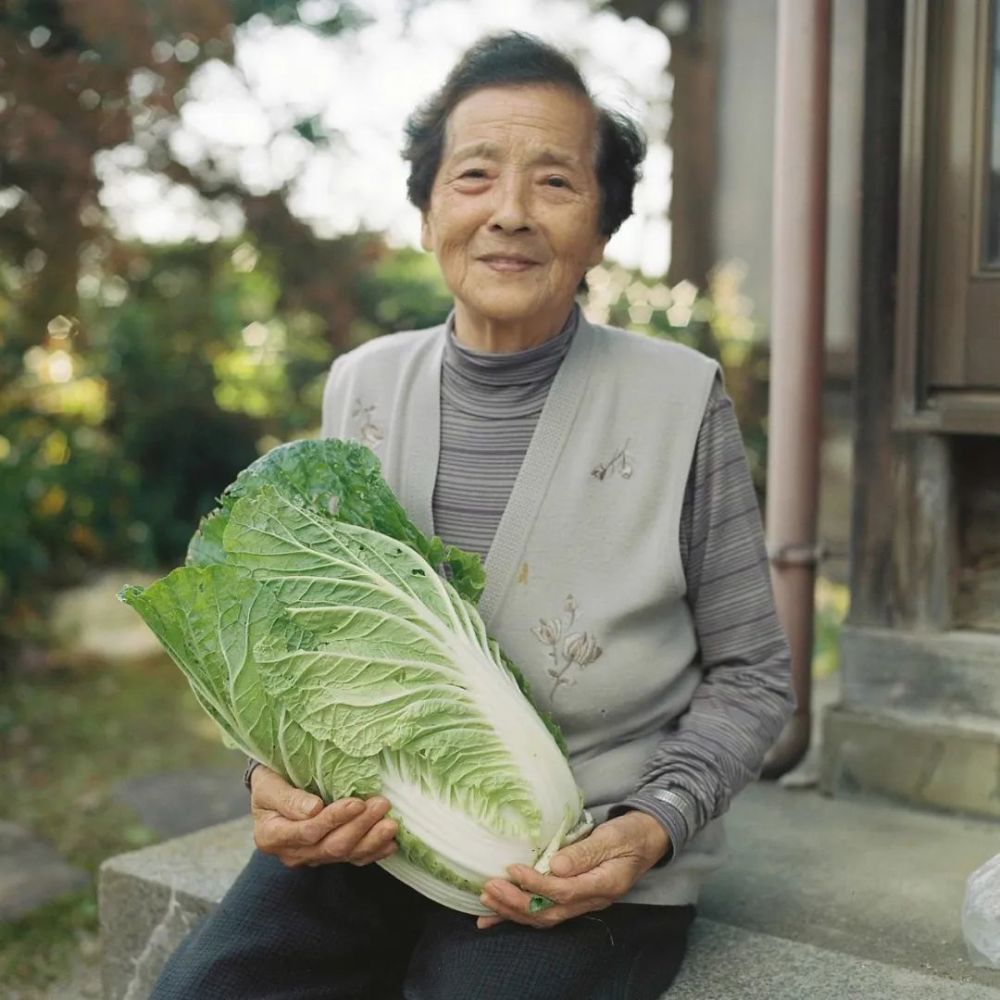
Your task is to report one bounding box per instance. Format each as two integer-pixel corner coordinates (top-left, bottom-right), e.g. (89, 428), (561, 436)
(152, 850), (695, 1000)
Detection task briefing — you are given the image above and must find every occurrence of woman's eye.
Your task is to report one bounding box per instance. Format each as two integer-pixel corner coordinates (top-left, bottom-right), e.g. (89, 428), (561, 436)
(460, 169), (487, 179)
(545, 176), (569, 189)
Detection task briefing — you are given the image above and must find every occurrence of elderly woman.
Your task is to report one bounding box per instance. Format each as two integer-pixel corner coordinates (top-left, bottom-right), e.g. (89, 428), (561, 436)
(153, 30), (792, 1000)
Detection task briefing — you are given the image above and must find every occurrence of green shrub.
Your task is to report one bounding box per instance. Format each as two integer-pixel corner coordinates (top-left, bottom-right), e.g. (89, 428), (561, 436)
(0, 241), (456, 658)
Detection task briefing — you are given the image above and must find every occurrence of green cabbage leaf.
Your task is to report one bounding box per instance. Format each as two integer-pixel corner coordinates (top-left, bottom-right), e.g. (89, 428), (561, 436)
(119, 439), (590, 914)
(185, 437), (485, 605)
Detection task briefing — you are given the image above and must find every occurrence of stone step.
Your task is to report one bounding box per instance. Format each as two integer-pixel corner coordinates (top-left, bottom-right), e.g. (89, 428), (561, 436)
(697, 781), (1000, 987)
(99, 820), (251, 1000)
(670, 920), (1000, 999)
(98, 783), (1000, 998)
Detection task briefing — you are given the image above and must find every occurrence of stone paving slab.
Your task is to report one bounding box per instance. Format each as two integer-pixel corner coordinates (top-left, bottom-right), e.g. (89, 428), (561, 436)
(0, 821), (89, 922)
(49, 569), (163, 663)
(111, 765), (248, 840)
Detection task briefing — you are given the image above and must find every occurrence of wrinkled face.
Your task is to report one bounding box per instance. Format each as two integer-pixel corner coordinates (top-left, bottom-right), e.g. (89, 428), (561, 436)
(420, 84), (608, 332)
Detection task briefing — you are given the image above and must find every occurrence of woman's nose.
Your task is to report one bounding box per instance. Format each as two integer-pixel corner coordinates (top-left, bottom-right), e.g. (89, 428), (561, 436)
(487, 175), (533, 233)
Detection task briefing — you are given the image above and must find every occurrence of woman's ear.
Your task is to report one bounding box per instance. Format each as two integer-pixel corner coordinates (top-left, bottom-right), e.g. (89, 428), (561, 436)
(420, 213), (433, 252)
(586, 235), (610, 268)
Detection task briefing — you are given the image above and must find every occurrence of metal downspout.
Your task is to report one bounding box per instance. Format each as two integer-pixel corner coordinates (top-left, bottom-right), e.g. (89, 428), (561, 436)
(761, 0), (831, 778)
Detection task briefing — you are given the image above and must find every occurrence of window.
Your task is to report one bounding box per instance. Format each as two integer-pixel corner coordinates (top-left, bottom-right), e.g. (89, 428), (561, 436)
(984, 6), (1000, 268)
(895, 0), (1000, 433)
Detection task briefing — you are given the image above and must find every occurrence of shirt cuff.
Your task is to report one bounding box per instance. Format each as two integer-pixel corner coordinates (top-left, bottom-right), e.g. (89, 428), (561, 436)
(608, 788), (697, 867)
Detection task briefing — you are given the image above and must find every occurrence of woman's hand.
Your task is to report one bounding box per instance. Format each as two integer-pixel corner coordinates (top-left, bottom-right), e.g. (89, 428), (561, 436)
(476, 811), (670, 930)
(250, 765), (398, 869)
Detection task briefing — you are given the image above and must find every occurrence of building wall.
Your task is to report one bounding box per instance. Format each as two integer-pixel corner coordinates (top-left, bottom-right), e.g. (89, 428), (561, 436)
(712, 0), (867, 583)
(714, 0), (866, 359)
(713, 0), (776, 325)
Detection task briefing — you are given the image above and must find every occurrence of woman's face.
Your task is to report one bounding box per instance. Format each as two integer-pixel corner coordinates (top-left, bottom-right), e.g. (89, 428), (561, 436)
(420, 84), (608, 334)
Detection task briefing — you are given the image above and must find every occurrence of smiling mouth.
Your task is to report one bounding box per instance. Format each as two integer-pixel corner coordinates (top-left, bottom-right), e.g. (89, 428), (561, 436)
(478, 257), (539, 272)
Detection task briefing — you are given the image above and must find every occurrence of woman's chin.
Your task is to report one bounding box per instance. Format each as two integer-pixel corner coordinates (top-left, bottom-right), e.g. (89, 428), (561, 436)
(458, 292), (549, 325)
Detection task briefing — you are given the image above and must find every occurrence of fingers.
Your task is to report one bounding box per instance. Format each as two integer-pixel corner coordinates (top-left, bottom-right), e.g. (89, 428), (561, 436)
(315, 798), (397, 865)
(476, 860), (623, 931)
(349, 828), (399, 866)
(544, 822), (621, 878)
(503, 866), (575, 906)
(478, 879), (597, 929)
(257, 796), (399, 867)
(481, 878), (550, 927)
(254, 797), (367, 854)
(344, 816), (399, 866)
(503, 863), (615, 905)
(251, 766), (324, 820)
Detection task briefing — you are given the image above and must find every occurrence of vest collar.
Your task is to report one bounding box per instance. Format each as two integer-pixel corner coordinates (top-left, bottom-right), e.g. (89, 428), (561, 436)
(400, 308), (599, 626)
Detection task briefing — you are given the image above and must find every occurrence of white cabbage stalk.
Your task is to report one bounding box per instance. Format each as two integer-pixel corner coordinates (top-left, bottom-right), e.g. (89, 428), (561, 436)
(120, 483), (592, 914)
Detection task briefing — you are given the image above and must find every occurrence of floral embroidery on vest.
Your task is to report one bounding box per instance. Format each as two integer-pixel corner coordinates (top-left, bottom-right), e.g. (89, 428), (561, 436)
(591, 439), (633, 480)
(352, 398), (383, 448)
(531, 594), (603, 700)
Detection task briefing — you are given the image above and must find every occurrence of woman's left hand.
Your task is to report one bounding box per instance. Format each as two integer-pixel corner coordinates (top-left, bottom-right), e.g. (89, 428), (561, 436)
(476, 810), (671, 930)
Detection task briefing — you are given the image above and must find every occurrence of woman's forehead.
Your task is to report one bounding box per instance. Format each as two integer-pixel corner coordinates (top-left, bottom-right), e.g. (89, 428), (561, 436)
(442, 85), (597, 161)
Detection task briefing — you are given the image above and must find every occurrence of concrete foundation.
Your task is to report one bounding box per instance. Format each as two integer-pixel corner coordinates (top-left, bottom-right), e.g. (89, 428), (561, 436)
(821, 705), (1000, 820)
(825, 624), (1000, 820)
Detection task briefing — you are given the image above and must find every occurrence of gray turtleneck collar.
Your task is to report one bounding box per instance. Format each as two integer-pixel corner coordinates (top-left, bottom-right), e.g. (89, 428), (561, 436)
(440, 304), (580, 418)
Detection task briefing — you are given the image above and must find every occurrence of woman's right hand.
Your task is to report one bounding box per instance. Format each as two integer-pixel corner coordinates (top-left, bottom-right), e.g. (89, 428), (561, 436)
(249, 765), (399, 869)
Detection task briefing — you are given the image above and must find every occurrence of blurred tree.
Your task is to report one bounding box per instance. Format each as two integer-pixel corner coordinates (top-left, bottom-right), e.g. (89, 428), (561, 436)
(0, 0), (444, 661)
(604, 0), (721, 289)
(0, 0), (372, 350)
(0, 231), (450, 658)
(354, 246), (454, 339)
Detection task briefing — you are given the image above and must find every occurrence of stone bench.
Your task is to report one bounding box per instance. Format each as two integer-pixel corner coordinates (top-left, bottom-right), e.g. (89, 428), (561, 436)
(99, 784), (1000, 999)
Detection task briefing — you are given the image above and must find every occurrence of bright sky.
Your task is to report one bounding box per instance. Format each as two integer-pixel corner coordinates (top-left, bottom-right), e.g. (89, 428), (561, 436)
(96, 0), (673, 275)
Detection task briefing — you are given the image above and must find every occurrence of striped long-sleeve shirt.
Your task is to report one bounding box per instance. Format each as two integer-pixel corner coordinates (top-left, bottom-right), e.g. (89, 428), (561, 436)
(433, 306), (793, 863)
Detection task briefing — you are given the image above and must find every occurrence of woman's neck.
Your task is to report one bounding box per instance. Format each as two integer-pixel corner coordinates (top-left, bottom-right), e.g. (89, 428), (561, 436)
(452, 300), (577, 354)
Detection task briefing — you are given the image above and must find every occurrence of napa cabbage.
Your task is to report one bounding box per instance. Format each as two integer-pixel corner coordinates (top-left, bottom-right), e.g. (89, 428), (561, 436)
(118, 438), (591, 915)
